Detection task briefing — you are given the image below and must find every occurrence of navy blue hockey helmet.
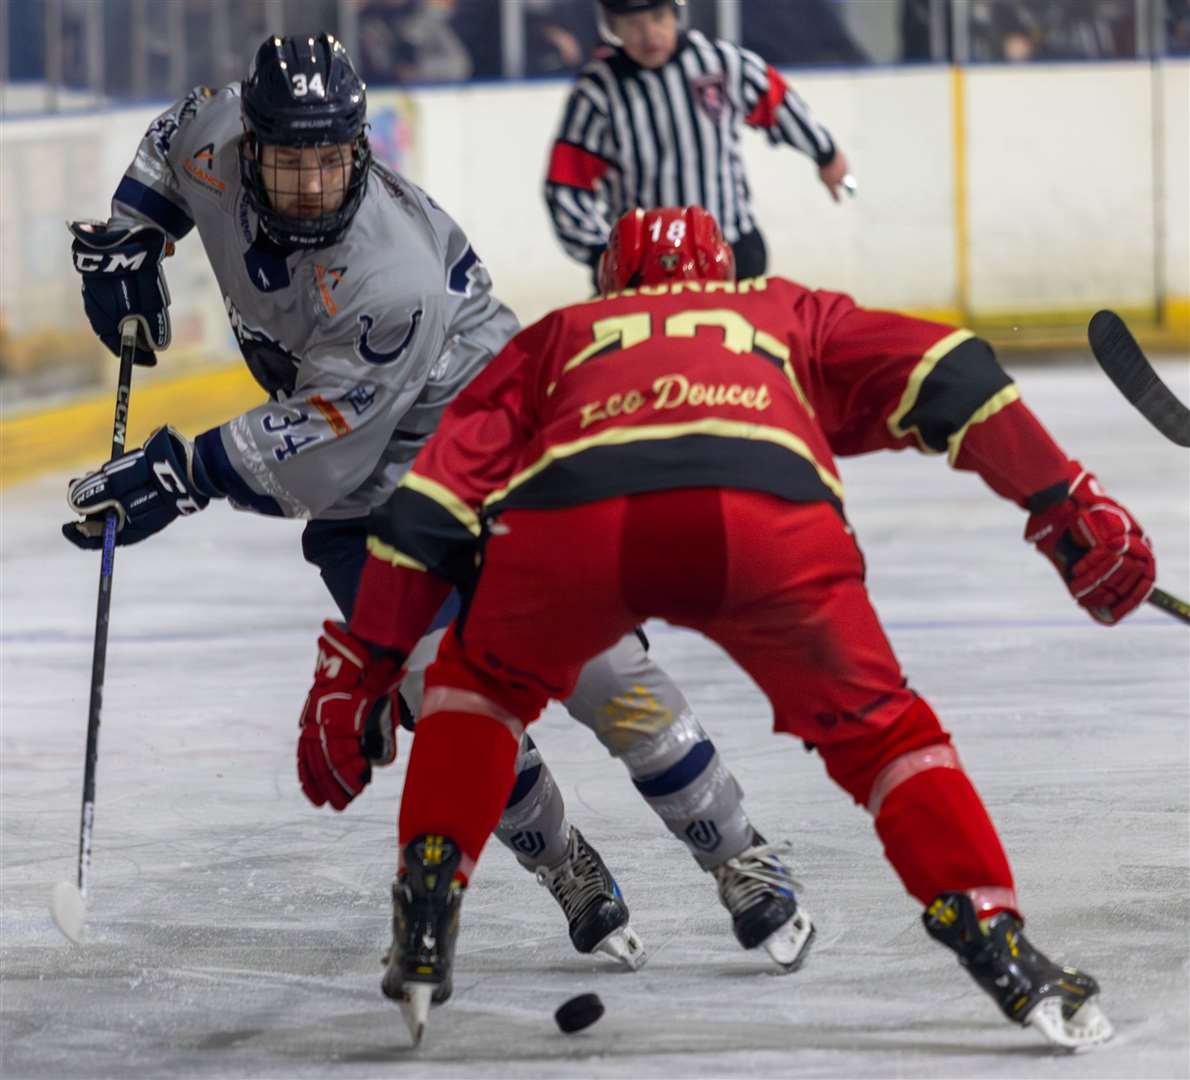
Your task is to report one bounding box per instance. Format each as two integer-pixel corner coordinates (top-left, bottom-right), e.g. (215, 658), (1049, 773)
(239, 33), (372, 249)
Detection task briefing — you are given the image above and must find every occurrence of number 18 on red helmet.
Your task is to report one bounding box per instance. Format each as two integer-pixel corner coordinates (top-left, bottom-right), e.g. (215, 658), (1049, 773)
(598, 206), (735, 295)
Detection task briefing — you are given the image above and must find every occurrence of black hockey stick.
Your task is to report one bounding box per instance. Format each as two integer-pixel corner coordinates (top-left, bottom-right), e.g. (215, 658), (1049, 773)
(1083, 312), (1190, 625)
(1088, 310), (1190, 447)
(1148, 588), (1190, 625)
(50, 320), (138, 943)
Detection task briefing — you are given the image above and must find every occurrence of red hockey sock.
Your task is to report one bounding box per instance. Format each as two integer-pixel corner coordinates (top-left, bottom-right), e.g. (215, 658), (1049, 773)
(874, 764), (1015, 913)
(398, 709), (520, 883)
(819, 697), (1017, 917)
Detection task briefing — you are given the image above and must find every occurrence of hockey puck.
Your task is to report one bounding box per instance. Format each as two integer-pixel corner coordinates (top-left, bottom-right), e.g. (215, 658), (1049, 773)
(555, 992), (604, 1034)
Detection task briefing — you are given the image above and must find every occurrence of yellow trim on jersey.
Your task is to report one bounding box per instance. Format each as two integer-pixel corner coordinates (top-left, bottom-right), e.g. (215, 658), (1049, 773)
(753, 330), (815, 418)
(365, 534), (428, 572)
(886, 328), (976, 452)
(483, 418), (844, 507)
(399, 471), (482, 536)
(946, 384), (1021, 466)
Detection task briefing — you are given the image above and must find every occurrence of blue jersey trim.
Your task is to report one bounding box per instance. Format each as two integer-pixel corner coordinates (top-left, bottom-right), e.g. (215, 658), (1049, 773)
(114, 176), (195, 239)
(195, 428), (285, 516)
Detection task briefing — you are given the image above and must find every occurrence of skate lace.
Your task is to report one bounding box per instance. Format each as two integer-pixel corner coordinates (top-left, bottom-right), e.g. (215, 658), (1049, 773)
(712, 842), (802, 916)
(535, 832), (611, 922)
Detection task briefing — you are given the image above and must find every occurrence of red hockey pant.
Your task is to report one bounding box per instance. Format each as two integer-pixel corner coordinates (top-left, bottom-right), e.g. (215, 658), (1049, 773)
(401, 490), (1015, 913)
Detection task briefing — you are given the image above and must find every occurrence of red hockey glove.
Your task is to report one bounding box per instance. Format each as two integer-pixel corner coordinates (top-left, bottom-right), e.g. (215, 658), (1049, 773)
(297, 621), (404, 811)
(1025, 462), (1155, 625)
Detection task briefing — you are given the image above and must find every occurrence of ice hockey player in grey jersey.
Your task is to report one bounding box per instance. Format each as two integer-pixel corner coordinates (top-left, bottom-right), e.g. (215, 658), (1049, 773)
(62, 33), (813, 990)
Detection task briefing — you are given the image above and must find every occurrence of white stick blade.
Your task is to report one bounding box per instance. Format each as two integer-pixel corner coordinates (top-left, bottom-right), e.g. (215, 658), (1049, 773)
(50, 882), (87, 943)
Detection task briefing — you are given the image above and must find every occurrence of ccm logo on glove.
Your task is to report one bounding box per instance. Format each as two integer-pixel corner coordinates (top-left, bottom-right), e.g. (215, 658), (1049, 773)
(73, 250), (151, 273)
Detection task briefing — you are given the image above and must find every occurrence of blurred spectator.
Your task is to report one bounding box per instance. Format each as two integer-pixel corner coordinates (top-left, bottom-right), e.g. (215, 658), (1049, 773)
(356, 0), (472, 84)
(524, 0), (599, 76)
(969, 1), (1042, 61)
(903, 0), (1140, 64)
(448, 0), (502, 78)
(968, 0), (1136, 62)
(741, 0), (869, 66)
(1170, 0), (1190, 54)
(1033, 0), (1135, 59)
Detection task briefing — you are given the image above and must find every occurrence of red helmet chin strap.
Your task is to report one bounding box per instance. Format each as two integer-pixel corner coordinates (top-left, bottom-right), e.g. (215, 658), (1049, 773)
(599, 206), (734, 295)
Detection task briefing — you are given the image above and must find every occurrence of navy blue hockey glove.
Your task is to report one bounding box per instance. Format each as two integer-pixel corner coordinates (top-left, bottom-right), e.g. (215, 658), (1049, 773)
(63, 426), (221, 549)
(69, 220), (172, 367)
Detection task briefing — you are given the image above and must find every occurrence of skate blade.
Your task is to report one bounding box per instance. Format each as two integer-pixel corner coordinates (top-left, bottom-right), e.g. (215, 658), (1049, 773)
(761, 909), (815, 973)
(399, 983), (434, 1046)
(594, 923), (647, 971)
(1026, 995), (1114, 1051)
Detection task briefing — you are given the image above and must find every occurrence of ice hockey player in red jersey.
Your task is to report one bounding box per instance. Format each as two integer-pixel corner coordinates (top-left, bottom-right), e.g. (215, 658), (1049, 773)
(300, 206), (1154, 1046)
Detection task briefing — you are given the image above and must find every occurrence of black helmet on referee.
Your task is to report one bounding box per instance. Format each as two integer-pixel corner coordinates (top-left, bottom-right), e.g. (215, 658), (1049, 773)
(596, 0), (686, 46)
(239, 33), (372, 250)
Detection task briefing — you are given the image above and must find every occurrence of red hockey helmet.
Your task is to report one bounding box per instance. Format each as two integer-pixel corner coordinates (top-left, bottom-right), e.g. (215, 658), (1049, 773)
(597, 206), (735, 295)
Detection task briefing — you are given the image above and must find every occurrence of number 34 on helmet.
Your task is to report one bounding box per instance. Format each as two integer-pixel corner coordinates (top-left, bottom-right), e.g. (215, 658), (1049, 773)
(597, 206), (735, 295)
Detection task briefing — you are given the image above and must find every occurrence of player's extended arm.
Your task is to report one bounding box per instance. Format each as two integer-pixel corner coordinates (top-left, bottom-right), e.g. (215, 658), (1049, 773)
(813, 297), (1155, 624)
(736, 46), (846, 200)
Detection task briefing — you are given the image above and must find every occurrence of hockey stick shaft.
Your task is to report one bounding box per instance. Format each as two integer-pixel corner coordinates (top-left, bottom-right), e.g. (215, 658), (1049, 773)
(1084, 313), (1190, 623)
(1088, 310), (1190, 447)
(1149, 587), (1190, 625)
(75, 320), (137, 900)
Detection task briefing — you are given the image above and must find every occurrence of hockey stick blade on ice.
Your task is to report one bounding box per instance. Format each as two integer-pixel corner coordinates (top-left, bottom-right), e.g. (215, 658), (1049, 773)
(50, 319), (138, 945)
(1088, 310), (1190, 447)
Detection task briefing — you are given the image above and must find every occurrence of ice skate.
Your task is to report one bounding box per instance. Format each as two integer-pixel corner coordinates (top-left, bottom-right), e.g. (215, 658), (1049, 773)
(924, 892), (1113, 1051)
(380, 834), (465, 1046)
(534, 826), (646, 970)
(712, 835), (815, 971)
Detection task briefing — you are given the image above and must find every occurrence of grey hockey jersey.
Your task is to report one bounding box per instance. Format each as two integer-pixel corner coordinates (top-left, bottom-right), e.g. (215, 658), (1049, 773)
(109, 83), (519, 519)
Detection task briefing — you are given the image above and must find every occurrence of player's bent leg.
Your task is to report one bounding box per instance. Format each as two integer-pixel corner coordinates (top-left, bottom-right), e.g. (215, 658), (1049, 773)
(400, 623), (643, 968)
(565, 633), (755, 869)
(494, 729), (646, 970)
(818, 697), (1111, 1049)
(565, 632), (810, 970)
(388, 636), (534, 1036)
(818, 697), (1015, 910)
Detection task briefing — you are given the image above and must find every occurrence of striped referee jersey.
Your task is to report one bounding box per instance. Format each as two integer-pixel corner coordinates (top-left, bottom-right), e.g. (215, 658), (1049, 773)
(544, 29), (837, 267)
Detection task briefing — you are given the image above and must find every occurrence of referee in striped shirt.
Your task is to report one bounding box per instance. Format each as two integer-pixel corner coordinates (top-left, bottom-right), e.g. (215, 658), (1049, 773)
(544, 0), (851, 284)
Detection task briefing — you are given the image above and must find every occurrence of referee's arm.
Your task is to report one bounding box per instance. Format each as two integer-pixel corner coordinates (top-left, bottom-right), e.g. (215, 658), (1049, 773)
(543, 81), (615, 270)
(736, 45), (851, 200)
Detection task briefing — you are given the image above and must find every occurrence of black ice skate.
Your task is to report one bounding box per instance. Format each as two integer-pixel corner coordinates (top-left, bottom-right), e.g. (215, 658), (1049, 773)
(534, 826), (646, 970)
(924, 892), (1113, 1050)
(711, 834), (815, 971)
(381, 834), (465, 1045)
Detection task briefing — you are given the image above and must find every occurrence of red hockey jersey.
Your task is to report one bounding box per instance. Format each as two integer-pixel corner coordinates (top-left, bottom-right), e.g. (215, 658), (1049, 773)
(354, 276), (1070, 654)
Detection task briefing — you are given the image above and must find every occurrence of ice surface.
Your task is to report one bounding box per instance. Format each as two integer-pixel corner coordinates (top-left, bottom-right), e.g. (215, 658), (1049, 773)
(2, 360), (1188, 1078)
